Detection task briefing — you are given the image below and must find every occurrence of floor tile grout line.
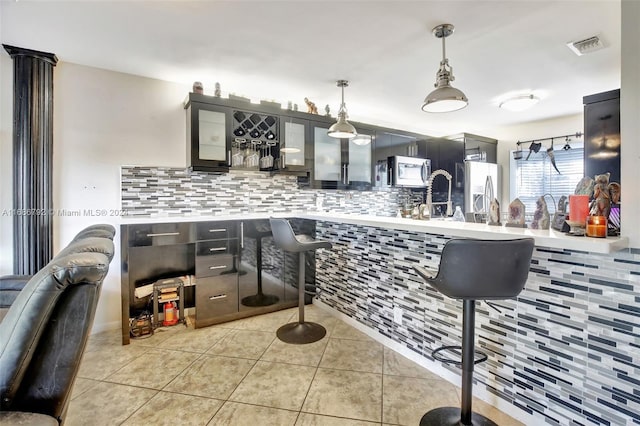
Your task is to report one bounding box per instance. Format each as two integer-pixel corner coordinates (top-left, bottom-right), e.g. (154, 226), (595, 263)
(295, 325), (333, 421)
(381, 348), (385, 425)
(117, 388), (161, 426)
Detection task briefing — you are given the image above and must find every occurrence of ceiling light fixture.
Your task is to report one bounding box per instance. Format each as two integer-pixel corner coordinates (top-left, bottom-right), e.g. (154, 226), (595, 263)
(422, 24), (468, 113)
(328, 80), (357, 139)
(499, 94), (540, 112)
(352, 134), (371, 146)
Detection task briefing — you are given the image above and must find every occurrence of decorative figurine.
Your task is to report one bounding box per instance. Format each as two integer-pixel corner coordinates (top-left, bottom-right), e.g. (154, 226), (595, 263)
(506, 198), (526, 228)
(287, 101), (293, 110)
(551, 195), (568, 231)
(304, 97), (318, 114)
(608, 181), (621, 232)
(609, 182), (621, 204)
(589, 172), (611, 218)
(293, 103), (298, 112)
(488, 198), (501, 226)
(192, 81), (203, 94)
(324, 104), (331, 117)
(530, 196), (550, 230)
(214, 82), (221, 97)
(557, 195), (568, 214)
(574, 176), (595, 197)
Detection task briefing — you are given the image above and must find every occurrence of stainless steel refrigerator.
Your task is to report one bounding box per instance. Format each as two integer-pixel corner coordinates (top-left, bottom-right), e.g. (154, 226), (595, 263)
(464, 162), (501, 216)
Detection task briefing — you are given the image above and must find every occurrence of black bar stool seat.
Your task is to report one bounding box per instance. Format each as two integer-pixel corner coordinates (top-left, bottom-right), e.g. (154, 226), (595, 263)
(414, 238), (534, 426)
(241, 220), (279, 307)
(269, 218), (332, 344)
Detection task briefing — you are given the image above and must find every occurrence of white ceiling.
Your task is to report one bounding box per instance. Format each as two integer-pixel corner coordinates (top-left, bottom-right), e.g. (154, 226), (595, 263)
(1, 1), (621, 137)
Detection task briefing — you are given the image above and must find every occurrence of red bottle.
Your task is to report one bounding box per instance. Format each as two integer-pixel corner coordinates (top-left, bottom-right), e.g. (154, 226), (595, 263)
(162, 301), (178, 326)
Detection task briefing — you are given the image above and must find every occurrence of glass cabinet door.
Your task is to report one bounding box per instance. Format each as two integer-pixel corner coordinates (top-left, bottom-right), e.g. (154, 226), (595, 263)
(198, 109), (227, 161)
(348, 134), (372, 184)
(186, 101), (232, 172)
(313, 126), (342, 182)
(279, 118), (308, 173)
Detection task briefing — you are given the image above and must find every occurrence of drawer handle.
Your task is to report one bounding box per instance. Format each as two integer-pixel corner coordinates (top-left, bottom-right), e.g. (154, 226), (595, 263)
(146, 232), (180, 237)
(209, 265), (226, 270)
(209, 228), (226, 233)
(209, 247), (226, 252)
(209, 294), (227, 300)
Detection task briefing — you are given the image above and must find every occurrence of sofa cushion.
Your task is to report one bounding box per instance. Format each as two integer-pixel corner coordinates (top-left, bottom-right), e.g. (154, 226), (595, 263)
(55, 237), (115, 262)
(71, 224), (116, 242)
(0, 252), (109, 410)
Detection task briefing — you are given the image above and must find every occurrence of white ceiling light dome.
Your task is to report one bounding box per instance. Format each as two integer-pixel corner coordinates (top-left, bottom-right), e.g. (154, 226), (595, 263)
(499, 94), (540, 112)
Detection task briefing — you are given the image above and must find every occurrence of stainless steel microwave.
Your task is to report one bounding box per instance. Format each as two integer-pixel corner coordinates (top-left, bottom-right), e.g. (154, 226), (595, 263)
(387, 156), (431, 188)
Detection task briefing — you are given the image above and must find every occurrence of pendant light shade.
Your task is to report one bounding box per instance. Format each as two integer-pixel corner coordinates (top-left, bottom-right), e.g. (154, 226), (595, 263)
(422, 24), (468, 113)
(328, 80), (357, 139)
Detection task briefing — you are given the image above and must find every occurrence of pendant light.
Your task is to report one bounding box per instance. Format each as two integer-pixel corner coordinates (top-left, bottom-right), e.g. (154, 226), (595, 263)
(422, 24), (468, 113)
(328, 80), (357, 139)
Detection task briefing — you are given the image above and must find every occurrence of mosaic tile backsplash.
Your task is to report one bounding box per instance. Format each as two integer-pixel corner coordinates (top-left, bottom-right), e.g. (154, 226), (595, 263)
(121, 166), (404, 217)
(315, 221), (640, 426)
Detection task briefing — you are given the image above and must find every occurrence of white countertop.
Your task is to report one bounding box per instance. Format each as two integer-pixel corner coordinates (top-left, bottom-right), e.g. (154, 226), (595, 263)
(120, 213), (285, 224)
(120, 212), (629, 254)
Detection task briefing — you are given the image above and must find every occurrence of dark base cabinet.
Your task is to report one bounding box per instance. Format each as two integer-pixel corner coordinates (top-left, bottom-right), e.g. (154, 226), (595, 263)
(196, 275), (239, 321)
(120, 218), (315, 344)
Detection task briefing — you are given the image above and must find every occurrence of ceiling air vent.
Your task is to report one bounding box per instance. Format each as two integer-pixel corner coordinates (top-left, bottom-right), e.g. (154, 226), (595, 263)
(566, 35), (605, 56)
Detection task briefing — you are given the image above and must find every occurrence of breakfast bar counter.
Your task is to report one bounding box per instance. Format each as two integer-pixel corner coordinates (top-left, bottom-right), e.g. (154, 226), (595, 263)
(301, 212), (629, 254)
(302, 213), (638, 426)
(122, 212), (629, 254)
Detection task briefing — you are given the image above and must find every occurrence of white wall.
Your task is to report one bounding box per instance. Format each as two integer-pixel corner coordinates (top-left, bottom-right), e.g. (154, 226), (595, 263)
(53, 63), (190, 331)
(621, 0), (640, 248)
(1, 49), (13, 274)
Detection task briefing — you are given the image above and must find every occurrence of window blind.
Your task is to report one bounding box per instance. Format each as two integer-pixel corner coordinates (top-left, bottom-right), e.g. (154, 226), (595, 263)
(511, 147), (584, 214)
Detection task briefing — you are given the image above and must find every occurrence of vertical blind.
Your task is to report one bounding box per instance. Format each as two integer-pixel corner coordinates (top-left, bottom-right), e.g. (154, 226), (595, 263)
(511, 147), (584, 214)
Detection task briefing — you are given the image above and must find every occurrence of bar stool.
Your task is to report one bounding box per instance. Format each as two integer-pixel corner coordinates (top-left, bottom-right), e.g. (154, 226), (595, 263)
(269, 218), (332, 344)
(241, 220), (279, 307)
(413, 238), (534, 426)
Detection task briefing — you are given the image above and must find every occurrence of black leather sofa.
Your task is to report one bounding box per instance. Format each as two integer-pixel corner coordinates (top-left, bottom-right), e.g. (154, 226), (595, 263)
(0, 224), (115, 425)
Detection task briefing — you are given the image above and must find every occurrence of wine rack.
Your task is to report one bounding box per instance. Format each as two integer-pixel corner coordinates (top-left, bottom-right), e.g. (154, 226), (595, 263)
(231, 110), (280, 171)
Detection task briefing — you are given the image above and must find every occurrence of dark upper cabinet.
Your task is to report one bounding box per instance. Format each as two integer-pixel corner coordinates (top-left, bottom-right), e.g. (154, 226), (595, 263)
(310, 121), (374, 190)
(583, 89), (620, 183)
(186, 100), (233, 173)
(184, 93), (497, 194)
(426, 138), (465, 193)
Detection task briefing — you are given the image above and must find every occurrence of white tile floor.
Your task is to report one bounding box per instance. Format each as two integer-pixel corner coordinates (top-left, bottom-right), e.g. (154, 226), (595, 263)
(68, 306), (523, 425)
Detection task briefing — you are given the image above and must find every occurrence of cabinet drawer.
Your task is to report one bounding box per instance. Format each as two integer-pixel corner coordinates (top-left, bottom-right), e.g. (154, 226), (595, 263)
(196, 275), (238, 319)
(128, 223), (193, 247)
(196, 239), (238, 256)
(196, 221), (237, 241)
(196, 253), (236, 278)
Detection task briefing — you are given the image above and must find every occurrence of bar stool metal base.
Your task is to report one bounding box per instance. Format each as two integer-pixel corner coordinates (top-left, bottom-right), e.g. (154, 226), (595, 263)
(241, 293), (279, 307)
(276, 322), (326, 344)
(420, 407), (498, 426)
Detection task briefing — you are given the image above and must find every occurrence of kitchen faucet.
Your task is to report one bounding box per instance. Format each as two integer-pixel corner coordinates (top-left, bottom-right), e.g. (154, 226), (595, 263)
(426, 169), (453, 217)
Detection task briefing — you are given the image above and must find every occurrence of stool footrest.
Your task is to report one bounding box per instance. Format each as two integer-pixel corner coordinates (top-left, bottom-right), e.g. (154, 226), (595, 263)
(432, 345), (488, 366)
(420, 407), (498, 426)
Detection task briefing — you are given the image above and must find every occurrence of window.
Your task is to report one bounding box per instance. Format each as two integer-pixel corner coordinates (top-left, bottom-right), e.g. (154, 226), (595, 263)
(510, 145), (584, 214)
